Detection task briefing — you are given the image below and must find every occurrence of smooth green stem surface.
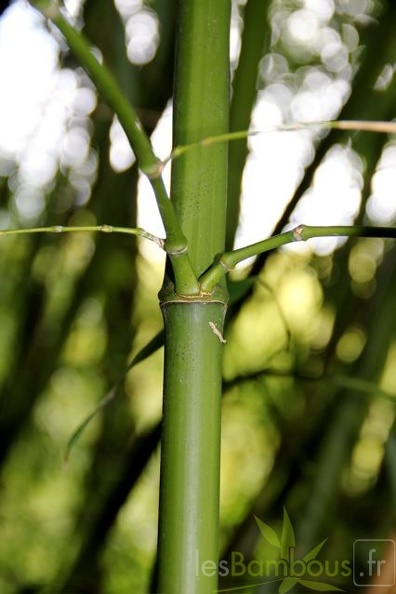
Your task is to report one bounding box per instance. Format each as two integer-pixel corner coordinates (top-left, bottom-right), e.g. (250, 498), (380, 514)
(200, 224), (396, 291)
(156, 3), (230, 589)
(170, 0), (230, 278)
(157, 301), (226, 594)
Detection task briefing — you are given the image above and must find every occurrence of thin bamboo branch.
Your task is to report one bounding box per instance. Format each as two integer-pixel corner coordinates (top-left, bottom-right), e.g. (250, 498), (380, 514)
(0, 224), (164, 247)
(200, 224), (396, 291)
(169, 120), (396, 163)
(29, 0), (199, 295)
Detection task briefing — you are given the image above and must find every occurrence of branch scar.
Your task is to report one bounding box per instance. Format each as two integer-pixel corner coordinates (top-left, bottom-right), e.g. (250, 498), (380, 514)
(209, 321), (226, 344)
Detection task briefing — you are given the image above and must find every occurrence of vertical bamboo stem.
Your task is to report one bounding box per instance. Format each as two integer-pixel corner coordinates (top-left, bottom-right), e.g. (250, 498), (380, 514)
(156, 1), (230, 592)
(170, 0), (231, 277)
(157, 300), (226, 594)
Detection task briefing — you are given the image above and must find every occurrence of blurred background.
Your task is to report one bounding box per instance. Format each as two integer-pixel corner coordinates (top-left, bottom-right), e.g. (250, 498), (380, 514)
(0, 0), (396, 592)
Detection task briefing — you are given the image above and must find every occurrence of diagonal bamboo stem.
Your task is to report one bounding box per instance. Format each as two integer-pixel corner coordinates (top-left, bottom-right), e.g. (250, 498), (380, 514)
(29, 0), (199, 295)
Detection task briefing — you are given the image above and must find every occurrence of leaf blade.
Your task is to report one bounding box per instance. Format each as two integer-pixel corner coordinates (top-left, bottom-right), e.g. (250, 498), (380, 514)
(281, 508), (296, 561)
(254, 515), (281, 549)
(64, 330), (164, 461)
(299, 579), (345, 591)
(303, 538), (328, 562)
(279, 576), (299, 594)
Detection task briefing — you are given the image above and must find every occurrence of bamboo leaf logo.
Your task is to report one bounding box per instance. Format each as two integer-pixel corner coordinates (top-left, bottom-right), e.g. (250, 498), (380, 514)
(299, 579), (344, 591)
(279, 576), (300, 594)
(254, 510), (345, 594)
(254, 514), (281, 549)
(303, 538), (328, 562)
(280, 508), (296, 561)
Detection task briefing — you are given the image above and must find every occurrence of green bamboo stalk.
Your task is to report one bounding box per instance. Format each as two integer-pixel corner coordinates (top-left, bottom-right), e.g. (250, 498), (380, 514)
(169, 0), (230, 278)
(226, 0), (270, 250)
(156, 1), (230, 593)
(157, 300), (226, 594)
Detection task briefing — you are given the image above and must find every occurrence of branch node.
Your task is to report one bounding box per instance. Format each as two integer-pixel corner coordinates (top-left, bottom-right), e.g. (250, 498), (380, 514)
(219, 258), (232, 272)
(292, 225), (305, 241)
(145, 160), (165, 179)
(29, 0), (61, 19)
(166, 243), (189, 256)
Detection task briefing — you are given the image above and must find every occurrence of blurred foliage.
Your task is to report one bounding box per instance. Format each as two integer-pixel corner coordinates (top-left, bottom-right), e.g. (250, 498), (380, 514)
(0, 0), (396, 592)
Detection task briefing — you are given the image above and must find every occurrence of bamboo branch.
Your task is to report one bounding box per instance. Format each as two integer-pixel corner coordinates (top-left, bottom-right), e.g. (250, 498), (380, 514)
(0, 224), (165, 247)
(28, 0), (200, 295)
(168, 119), (396, 164)
(200, 224), (396, 291)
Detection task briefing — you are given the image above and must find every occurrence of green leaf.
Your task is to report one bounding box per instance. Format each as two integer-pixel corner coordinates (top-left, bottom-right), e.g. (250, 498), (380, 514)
(64, 329), (164, 462)
(303, 538), (328, 562)
(299, 579), (345, 591)
(64, 393), (112, 463)
(254, 515), (281, 549)
(279, 577), (299, 594)
(126, 329), (164, 369)
(281, 508), (296, 561)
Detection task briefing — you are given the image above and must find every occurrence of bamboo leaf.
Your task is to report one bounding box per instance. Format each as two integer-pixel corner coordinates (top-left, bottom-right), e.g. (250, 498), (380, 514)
(303, 538), (328, 562)
(64, 330), (164, 462)
(64, 397), (111, 463)
(279, 577), (299, 594)
(126, 329), (164, 370)
(281, 508), (296, 561)
(254, 515), (281, 549)
(299, 579), (345, 591)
